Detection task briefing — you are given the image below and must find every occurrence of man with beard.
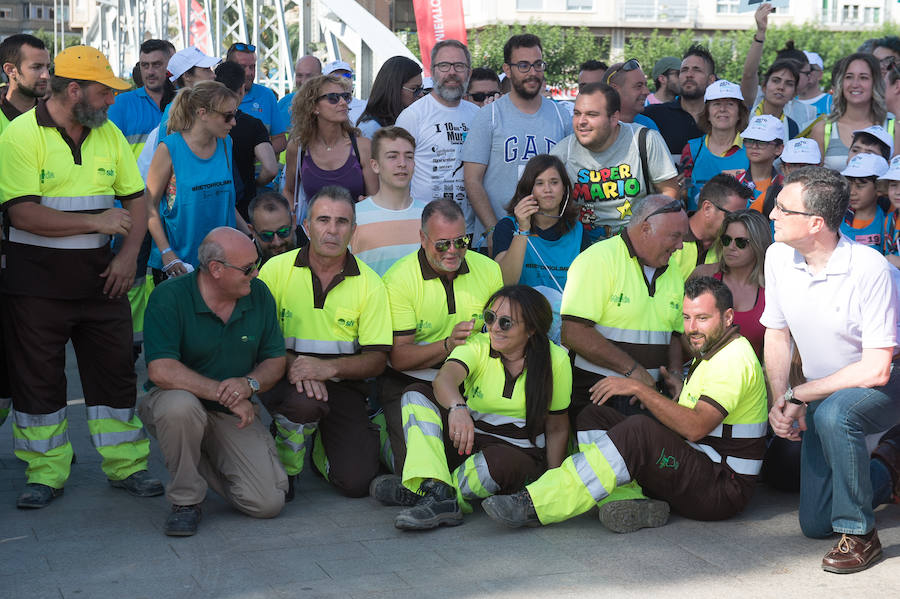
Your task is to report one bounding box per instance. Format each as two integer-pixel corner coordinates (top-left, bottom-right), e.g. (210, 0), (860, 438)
(644, 44), (717, 158)
(0, 46), (163, 509)
(395, 40), (480, 234)
(482, 276), (768, 533)
(248, 191), (297, 265)
(462, 34), (573, 244)
(0, 34), (50, 135)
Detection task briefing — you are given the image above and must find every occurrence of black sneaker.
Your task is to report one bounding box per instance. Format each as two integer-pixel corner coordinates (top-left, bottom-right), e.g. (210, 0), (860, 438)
(164, 504), (202, 537)
(370, 474), (420, 506)
(598, 499), (669, 533)
(109, 470), (165, 497)
(482, 489), (541, 528)
(394, 479), (462, 530)
(16, 483), (64, 509)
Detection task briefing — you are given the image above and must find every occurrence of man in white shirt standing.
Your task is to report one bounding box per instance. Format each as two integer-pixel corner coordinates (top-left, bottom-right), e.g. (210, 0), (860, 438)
(395, 40), (479, 235)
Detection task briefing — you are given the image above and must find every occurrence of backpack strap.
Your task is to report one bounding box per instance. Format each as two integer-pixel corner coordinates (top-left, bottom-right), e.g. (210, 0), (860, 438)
(638, 126), (653, 194)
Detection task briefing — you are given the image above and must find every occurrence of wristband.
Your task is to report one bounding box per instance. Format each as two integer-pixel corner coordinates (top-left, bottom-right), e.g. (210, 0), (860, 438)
(449, 403), (468, 413)
(623, 359), (638, 378)
(159, 247), (172, 254)
(753, 35), (764, 44)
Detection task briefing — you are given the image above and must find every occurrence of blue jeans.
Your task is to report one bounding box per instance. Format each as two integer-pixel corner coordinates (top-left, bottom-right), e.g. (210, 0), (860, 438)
(798, 365), (900, 538)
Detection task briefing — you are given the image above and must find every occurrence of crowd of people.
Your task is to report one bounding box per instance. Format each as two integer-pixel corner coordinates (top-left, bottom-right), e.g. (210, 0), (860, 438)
(1, 1), (900, 576)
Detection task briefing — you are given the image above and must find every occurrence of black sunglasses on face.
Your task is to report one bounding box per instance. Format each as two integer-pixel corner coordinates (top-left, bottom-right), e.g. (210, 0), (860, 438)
(231, 43), (256, 53)
(257, 226), (292, 242)
(212, 109), (237, 122)
(721, 234), (750, 249)
(215, 258), (261, 276)
(607, 58), (641, 84)
(430, 234), (470, 252)
(483, 309), (515, 331)
(469, 91), (500, 102)
(316, 92), (352, 104)
(643, 199), (685, 222)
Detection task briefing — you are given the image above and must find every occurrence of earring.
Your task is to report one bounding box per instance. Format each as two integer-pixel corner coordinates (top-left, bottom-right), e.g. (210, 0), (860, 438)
(315, 111), (319, 115)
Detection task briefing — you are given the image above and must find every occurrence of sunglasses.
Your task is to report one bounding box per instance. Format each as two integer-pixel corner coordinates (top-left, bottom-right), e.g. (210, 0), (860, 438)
(403, 85), (426, 97)
(509, 60), (548, 73)
(607, 58), (641, 84)
(483, 309), (516, 331)
(215, 258), (261, 276)
(257, 226), (292, 242)
(428, 234), (470, 253)
(316, 92), (353, 105)
(230, 43), (256, 53)
(212, 109), (237, 123)
(469, 91), (500, 102)
(721, 234), (750, 249)
(643, 199), (684, 222)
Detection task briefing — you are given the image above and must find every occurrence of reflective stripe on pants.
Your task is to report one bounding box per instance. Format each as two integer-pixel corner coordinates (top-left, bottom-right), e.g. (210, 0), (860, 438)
(12, 407), (72, 488)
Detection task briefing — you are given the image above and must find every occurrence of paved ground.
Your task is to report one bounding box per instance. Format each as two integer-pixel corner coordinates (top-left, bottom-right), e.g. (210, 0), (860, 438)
(1, 348), (900, 598)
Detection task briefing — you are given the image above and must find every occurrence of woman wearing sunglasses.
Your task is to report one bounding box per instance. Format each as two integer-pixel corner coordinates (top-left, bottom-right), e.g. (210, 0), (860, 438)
(283, 75), (378, 218)
(147, 81), (245, 283)
(492, 155), (587, 343)
(356, 56), (424, 139)
(384, 285), (571, 531)
(691, 209), (771, 361)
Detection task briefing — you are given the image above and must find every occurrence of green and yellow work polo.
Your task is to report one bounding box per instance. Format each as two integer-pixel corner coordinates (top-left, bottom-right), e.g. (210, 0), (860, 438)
(258, 246), (392, 359)
(383, 248), (503, 381)
(671, 236), (719, 281)
(0, 99), (144, 299)
(0, 85), (28, 136)
(561, 230), (684, 382)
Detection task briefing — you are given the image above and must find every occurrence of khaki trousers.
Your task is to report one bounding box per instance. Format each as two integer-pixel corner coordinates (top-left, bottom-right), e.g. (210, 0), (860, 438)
(139, 388), (288, 518)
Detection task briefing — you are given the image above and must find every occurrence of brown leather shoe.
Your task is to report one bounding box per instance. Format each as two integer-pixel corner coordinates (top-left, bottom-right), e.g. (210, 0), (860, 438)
(872, 425), (900, 501)
(821, 531), (883, 574)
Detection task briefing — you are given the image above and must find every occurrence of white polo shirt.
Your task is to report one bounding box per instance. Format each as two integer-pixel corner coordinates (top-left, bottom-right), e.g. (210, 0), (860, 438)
(760, 236), (898, 381)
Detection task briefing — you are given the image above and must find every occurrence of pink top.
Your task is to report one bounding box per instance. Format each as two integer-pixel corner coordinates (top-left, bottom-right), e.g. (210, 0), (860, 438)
(714, 271), (766, 362)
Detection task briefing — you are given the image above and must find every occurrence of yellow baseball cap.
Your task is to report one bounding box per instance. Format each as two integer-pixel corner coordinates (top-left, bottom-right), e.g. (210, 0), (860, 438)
(53, 46), (130, 90)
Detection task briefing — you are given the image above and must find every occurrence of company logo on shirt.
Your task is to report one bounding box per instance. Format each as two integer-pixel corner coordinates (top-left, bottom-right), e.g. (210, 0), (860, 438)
(609, 292), (631, 306)
(573, 164), (641, 217)
(97, 167), (114, 177)
(337, 317), (356, 328)
(40, 169), (55, 183)
(434, 122), (468, 144)
(470, 386), (484, 400)
(503, 136), (557, 163)
(416, 320), (433, 332)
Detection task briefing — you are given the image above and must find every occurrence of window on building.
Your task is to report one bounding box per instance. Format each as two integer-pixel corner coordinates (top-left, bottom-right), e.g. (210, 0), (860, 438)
(28, 3), (54, 19)
(852, 5), (859, 20)
(566, 0), (593, 9)
(0, 6), (13, 19)
(516, 0), (543, 9)
(874, 7), (880, 22)
(716, 0), (740, 13)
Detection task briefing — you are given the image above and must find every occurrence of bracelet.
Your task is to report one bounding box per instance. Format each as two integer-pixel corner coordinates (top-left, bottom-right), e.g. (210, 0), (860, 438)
(449, 403), (468, 413)
(623, 359), (638, 378)
(443, 337), (450, 354)
(788, 397), (807, 407)
(753, 35), (764, 44)
(515, 228), (531, 236)
(160, 247), (172, 254)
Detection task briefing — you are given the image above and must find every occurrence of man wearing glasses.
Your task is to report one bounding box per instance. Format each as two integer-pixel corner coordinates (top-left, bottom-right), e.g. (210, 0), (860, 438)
(226, 43), (288, 154)
(257, 186), (392, 501)
(247, 191), (297, 264)
(141, 227), (288, 536)
(370, 199), (502, 486)
(466, 67), (502, 107)
(764, 167), (900, 574)
(462, 34), (573, 246)
(396, 40), (480, 235)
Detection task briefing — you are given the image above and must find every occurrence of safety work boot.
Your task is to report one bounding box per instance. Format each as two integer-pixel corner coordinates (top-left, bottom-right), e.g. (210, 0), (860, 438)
(482, 489), (540, 528)
(16, 483), (64, 509)
(165, 504), (202, 537)
(370, 474), (420, 506)
(109, 470), (165, 497)
(598, 498), (669, 533)
(394, 479), (462, 530)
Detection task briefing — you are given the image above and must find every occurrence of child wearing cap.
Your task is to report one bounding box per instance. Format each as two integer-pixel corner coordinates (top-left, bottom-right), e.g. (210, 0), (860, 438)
(730, 114), (784, 214)
(879, 156), (900, 265)
(840, 153), (890, 252)
(847, 125), (893, 163)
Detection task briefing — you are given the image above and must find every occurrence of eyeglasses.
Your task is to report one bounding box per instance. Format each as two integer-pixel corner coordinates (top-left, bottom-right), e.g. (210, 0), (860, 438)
(426, 233), (470, 252)
(483, 309), (516, 331)
(879, 56), (897, 69)
(744, 139), (780, 149)
(403, 85), (426, 97)
(214, 258), (261, 276)
(773, 200), (815, 217)
(230, 43), (256, 53)
(720, 234), (750, 249)
(212, 109), (237, 123)
(433, 62), (469, 73)
(316, 92), (352, 105)
(643, 199), (685, 222)
(509, 60), (548, 73)
(606, 58), (641, 84)
(257, 226), (293, 243)
(468, 91), (500, 102)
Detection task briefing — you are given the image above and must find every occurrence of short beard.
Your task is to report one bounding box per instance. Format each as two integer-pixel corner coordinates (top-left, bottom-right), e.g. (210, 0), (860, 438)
(512, 75), (542, 100)
(73, 97), (108, 128)
(18, 82), (46, 99)
(435, 76), (468, 103)
(680, 86), (704, 101)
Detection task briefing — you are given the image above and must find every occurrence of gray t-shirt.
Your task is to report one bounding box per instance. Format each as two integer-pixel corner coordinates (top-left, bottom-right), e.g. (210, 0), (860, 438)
(551, 122), (676, 238)
(461, 95), (573, 237)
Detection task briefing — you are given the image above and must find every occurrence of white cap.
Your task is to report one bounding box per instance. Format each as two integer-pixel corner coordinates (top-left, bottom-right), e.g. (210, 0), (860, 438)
(740, 115), (786, 143)
(704, 80), (743, 102)
(422, 76), (434, 89)
(323, 60), (353, 75)
(804, 51), (824, 70)
(841, 153), (890, 178)
(781, 138), (822, 165)
(167, 46), (219, 82)
(851, 125), (894, 156)
(879, 155), (900, 181)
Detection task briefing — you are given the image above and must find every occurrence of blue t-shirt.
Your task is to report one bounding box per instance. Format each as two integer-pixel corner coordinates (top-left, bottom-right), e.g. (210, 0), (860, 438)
(241, 83), (287, 135)
(460, 95), (573, 238)
(634, 114), (659, 131)
(108, 87), (163, 157)
(277, 91), (295, 133)
(840, 204), (889, 254)
(149, 132), (236, 269)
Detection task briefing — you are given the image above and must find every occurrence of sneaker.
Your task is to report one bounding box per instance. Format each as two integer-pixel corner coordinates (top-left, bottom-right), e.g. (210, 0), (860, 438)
(164, 504), (202, 537)
(482, 490), (540, 528)
(16, 483), (64, 509)
(822, 530), (883, 574)
(370, 474), (420, 506)
(394, 479), (462, 530)
(109, 470), (165, 497)
(598, 498), (669, 533)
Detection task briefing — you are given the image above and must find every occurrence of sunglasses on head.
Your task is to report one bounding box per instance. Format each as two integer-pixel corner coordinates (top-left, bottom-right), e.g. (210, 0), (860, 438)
(430, 234), (470, 253)
(643, 199), (684, 222)
(483, 309), (516, 331)
(316, 91), (353, 105)
(215, 258), (261, 276)
(257, 226), (292, 242)
(231, 43), (256, 53)
(607, 58), (641, 84)
(469, 91), (500, 102)
(720, 234), (750, 249)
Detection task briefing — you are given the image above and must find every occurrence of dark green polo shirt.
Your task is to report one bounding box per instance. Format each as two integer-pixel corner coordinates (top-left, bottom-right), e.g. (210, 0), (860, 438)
(144, 271), (286, 412)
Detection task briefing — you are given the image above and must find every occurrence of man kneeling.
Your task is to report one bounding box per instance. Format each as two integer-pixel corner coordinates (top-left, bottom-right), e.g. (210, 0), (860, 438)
(483, 276), (767, 531)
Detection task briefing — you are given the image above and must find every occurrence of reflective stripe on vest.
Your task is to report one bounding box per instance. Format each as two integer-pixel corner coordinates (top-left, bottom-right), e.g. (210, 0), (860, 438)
(9, 227), (110, 250)
(469, 409), (526, 429)
(706, 421), (768, 439)
(574, 323), (669, 377)
(687, 441), (763, 475)
(397, 341), (444, 381)
(574, 354), (660, 381)
(285, 337), (359, 355)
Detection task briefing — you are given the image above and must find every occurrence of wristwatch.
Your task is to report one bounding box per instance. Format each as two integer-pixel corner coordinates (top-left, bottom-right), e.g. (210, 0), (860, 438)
(784, 387), (805, 406)
(246, 377), (260, 395)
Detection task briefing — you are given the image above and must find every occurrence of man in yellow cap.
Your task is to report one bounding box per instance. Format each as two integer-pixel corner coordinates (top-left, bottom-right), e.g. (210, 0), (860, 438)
(0, 46), (163, 509)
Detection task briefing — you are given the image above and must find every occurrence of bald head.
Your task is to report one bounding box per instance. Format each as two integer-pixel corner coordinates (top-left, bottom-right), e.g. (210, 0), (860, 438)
(295, 55), (322, 90)
(199, 227), (256, 272)
(627, 195), (689, 268)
